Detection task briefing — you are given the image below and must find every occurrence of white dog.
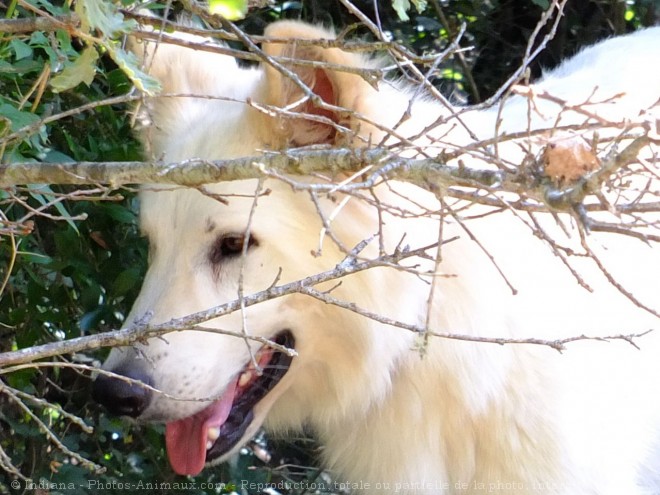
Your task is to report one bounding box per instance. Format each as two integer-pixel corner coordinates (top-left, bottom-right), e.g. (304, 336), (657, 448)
(93, 20), (660, 494)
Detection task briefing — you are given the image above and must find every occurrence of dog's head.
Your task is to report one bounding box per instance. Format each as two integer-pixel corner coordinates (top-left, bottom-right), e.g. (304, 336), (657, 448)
(92, 21), (438, 475)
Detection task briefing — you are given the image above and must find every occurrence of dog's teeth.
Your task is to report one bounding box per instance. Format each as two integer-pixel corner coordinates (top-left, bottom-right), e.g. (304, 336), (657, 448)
(206, 440), (213, 450)
(238, 370), (252, 387)
(207, 427), (220, 442)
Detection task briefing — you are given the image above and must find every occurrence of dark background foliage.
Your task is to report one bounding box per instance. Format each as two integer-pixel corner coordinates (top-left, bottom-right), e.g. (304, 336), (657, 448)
(0, 0), (657, 493)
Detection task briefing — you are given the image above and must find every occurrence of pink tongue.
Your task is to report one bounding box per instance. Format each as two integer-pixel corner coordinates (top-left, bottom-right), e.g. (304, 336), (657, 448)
(165, 379), (238, 476)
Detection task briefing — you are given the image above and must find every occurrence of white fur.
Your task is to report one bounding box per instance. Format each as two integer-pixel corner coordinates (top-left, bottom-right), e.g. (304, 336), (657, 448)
(103, 24), (660, 493)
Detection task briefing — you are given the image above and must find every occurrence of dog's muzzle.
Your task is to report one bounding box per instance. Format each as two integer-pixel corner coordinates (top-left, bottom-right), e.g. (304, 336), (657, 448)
(92, 331), (295, 476)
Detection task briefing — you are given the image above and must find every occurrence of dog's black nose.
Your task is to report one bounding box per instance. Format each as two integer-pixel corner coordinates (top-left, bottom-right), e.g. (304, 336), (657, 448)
(92, 367), (153, 418)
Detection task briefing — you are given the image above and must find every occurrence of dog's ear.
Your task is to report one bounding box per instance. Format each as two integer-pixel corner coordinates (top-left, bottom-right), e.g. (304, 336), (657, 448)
(262, 21), (377, 146)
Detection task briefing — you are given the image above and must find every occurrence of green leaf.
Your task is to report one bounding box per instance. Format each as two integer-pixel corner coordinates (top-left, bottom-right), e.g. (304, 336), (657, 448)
(29, 31), (49, 47)
(209, 0), (248, 20)
(51, 46), (99, 93)
(75, 0), (137, 37)
(27, 184), (80, 234)
(392, 0), (412, 21)
(392, 0), (426, 21)
(531, 0), (550, 8)
(100, 203), (136, 224)
(18, 252), (54, 265)
(112, 267), (142, 296)
(106, 46), (160, 95)
(43, 149), (75, 163)
(10, 39), (33, 60)
(0, 103), (40, 131)
(410, 0), (428, 14)
(0, 58), (42, 75)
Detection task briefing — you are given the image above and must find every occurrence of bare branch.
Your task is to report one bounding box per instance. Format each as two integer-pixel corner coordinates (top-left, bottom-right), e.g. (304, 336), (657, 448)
(0, 241), (437, 368)
(0, 14), (80, 34)
(297, 285), (654, 353)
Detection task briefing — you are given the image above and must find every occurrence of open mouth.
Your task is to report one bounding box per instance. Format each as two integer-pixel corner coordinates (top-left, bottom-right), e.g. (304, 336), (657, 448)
(165, 331), (295, 476)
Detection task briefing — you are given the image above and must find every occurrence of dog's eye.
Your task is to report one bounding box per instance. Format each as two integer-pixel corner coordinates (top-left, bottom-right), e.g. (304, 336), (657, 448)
(209, 233), (258, 264)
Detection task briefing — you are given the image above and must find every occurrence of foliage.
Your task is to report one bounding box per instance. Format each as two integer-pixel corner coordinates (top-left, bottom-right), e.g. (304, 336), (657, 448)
(0, 0), (657, 493)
